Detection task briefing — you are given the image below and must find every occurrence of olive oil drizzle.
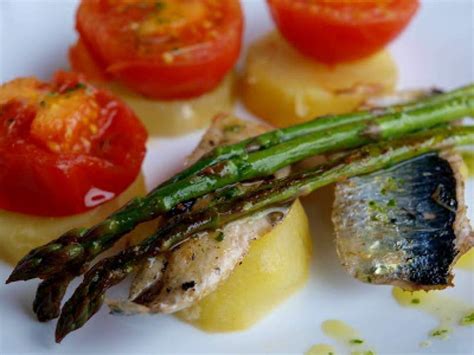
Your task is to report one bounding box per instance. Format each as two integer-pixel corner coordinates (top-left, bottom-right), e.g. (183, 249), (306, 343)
(321, 320), (376, 355)
(392, 287), (474, 346)
(305, 344), (336, 355)
(455, 249), (474, 271)
(461, 151), (474, 177)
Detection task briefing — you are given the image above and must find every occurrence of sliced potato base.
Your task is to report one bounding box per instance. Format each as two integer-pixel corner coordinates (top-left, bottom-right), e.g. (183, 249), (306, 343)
(0, 173), (155, 265)
(177, 199), (312, 332)
(241, 32), (398, 127)
(104, 73), (236, 137)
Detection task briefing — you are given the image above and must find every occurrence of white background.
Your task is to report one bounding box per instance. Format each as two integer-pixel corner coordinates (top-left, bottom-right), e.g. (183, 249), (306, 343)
(0, 0), (473, 354)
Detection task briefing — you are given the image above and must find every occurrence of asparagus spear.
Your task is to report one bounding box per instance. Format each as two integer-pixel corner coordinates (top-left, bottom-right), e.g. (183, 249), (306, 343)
(33, 272), (75, 322)
(9, 89), (474, 322)
(54, 125), (474, 342)
(154, 84), (474, 188)
(8, 89), (474, 285)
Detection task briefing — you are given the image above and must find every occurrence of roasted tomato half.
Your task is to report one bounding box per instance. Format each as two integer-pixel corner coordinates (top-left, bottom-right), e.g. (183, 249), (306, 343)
(0, 71), (147, 216)
(71, 0), (243, 99)
(267, 0), (419, 63)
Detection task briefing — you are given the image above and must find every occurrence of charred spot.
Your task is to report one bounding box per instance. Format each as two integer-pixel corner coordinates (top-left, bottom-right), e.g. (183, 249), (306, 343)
(201, 162), (227, 177)
(5, 117), (15, 127)
(267, 211), (285, 226)
(133, 277), (166, 305)
(167, 200), (195, 217)
(161, 261), (168, 273)
(181, 281), (196, 291)
(431, 184), (457, 213)
(429, 87), (445, 96)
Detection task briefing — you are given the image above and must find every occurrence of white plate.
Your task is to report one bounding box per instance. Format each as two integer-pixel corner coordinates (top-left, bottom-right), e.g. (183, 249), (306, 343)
(0, 1), (473, 354)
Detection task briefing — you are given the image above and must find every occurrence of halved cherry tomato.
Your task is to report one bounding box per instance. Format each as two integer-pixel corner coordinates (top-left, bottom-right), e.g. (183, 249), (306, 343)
(0, 71), (147, 217)
(267, 0), (419, 64)
(73, 0), (243, 99)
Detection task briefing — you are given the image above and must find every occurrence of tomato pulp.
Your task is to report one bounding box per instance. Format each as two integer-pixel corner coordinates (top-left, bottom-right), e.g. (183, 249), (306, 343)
(0, 71), (147, 217)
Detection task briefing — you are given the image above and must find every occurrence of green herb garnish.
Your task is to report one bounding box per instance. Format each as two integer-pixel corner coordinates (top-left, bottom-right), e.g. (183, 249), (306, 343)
(215, 231), (224, 242)
(430, 328), (449, 338)
(155, 1), (166, 11)
(387, 199), (397, 207)
(64, 82), (86, 94)
(460, 311), (474, 326)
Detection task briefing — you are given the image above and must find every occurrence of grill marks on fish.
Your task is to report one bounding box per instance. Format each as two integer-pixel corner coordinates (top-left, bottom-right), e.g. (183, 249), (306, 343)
(333, 152), (472, 290)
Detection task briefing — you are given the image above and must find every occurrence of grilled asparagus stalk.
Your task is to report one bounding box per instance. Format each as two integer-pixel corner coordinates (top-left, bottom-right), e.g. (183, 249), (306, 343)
(55, 126), (474, 342)
(8, 87), (474, 285)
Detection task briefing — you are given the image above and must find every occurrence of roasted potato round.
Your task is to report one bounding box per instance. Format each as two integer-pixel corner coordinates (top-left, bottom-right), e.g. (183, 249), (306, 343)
(178, 198), (312, 331)
(240, 32), (398, 127)
(0, 174), (155, 265)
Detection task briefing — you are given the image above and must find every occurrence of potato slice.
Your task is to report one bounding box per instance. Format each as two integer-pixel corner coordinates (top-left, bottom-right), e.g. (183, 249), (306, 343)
(0, 173), (156, 265)
(106, 116), (312, 332)
(105, 73), (236, 137)
(240, 32), (397, 127)
(177, 198), (312, 332)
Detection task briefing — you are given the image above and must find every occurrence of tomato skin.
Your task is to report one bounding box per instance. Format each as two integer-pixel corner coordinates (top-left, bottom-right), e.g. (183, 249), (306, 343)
(74, 0), (243, 99)
(267, 0), (419, 64)
(0, 72), (147, 217)
(106, 36), (241, 100)
(69, 39), (110, 83)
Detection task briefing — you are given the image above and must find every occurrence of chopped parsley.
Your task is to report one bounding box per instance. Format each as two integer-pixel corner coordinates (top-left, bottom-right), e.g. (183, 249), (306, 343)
(460, 311), (474, 326)
(430, 328), (449, 338)
(64, 82), (86, 93)
(387, 199), (397, 207)
(155, 1), (166, 11)
(215, 231), (225, 242)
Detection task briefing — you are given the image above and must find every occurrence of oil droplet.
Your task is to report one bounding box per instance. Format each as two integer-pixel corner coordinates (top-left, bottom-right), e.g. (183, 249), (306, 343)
(455, 248), (474, 271)
(392, 287), (473, 342)
(322, 320), (359, 342)
(305, 344), (336, 355)
(419, 340), (432, 348)
(461, 151), (474, 177)
(321, 320), (375, 354)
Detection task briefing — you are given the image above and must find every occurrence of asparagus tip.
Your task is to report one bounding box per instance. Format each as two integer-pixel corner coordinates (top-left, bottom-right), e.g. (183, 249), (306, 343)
(55, 328), (66, 344)
(6, 264), (31, 283)
(8, 242), (85, 283)
(55, 305), (78, 343)
(7, 254), (46, 283)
